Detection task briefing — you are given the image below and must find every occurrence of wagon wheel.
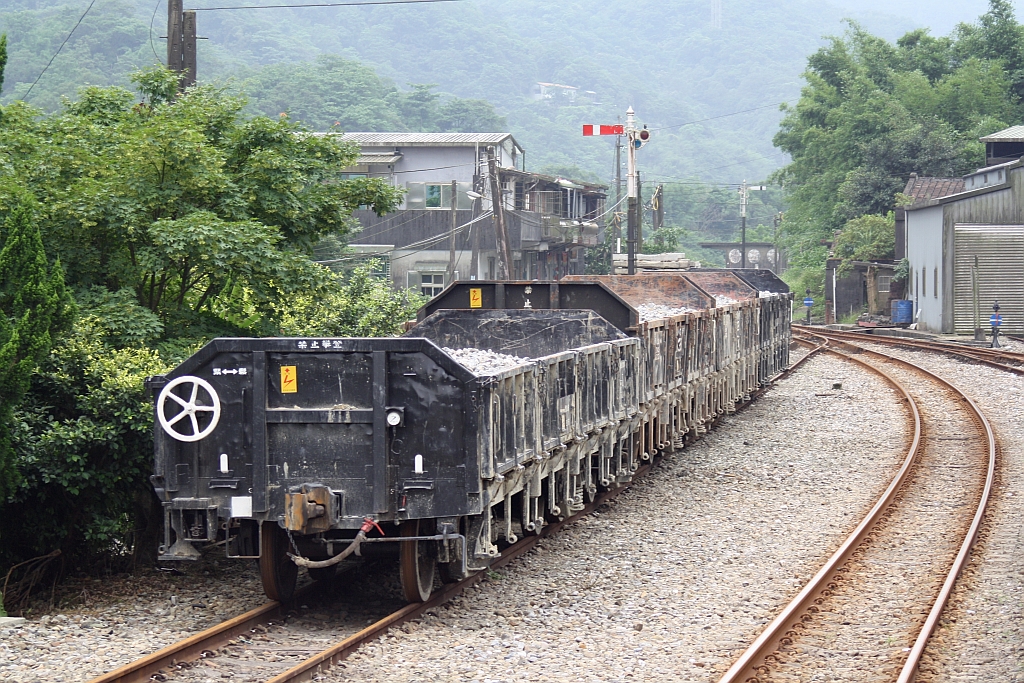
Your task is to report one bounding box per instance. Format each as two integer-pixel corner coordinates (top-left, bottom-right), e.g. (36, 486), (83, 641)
(260, 522), (298, 603)
(400, 519), (437, 603)
(157, 376), (221, 442)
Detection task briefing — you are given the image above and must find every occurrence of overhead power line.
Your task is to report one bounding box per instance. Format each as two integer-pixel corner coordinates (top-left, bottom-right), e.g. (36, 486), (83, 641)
(190, 0), (461, 10)
(23, 0), (98, 101)
(651, 102), (786, 132)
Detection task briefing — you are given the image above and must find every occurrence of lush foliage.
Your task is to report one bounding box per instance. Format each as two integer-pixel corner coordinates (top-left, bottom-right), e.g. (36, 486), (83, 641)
(0, 200), (75, 501)
(279, 262), (425, 337)
(241, 56), (506, 133)
(775, 0), (1024, 297)
(832, 212), (896, 275)
(4, 322), (171, 568)
(0, 70), (420, 579)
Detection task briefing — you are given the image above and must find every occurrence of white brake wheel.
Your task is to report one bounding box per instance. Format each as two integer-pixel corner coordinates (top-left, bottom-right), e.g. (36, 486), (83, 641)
(157, 376), (222, 442)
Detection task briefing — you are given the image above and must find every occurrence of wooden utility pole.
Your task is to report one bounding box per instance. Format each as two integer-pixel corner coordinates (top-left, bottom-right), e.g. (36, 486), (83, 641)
(448, 179), (458, 283)
(167, 0), (184, 72)
(167, 0), (196, 90)
(182, 11), (197, 88)
(652, 184), (664, 232)
(487, 147), (511, 280)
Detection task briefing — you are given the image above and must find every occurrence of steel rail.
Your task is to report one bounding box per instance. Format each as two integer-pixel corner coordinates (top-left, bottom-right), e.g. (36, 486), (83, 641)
(717, 332), (923, 683)
(85, 584), (316, 683)
(792, 324), (1024, 375)
(266, 361), (812, 683)
(88, 358), (807, 683)
(809, 331), (999, 682)
(718, 330), (996, 683)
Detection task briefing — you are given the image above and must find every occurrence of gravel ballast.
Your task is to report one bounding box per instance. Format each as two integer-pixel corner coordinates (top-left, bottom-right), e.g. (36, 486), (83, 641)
(0, 353), (916, 683)
(330, 353), (910, 682)
(851, 341), (1024, 683)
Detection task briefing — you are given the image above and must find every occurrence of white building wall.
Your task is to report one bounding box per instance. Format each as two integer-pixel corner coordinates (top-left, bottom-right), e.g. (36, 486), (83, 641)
(905, 203), (945, 332)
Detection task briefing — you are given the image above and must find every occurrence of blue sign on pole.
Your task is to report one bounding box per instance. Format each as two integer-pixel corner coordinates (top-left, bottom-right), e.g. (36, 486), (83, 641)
(991, 313), (1002, 327)
(803, 297), (814, 307)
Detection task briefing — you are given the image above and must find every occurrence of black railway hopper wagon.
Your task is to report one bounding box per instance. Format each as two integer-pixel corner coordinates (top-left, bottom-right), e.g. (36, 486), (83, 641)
(147, 271), (792, 602)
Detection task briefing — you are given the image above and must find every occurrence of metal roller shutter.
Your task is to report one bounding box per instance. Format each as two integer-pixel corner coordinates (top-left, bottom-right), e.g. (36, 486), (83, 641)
(954, 225), (1024, 334)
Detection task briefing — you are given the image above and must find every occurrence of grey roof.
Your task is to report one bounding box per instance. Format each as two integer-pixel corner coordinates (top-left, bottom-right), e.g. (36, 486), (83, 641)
(355, 153), (402, 165)
(980, 125), (1024, 142)
(339, 132), (518, 148)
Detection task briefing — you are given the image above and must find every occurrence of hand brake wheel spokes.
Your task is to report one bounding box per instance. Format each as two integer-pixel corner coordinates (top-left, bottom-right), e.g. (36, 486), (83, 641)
(157, 376), (222, 442)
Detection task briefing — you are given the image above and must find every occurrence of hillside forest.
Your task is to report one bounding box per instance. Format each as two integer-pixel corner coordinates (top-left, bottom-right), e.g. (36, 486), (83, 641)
(1, 0), (1024, 605)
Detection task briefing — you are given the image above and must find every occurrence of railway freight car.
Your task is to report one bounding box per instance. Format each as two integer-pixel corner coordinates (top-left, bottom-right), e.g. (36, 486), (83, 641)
(146, 271), (791, 602)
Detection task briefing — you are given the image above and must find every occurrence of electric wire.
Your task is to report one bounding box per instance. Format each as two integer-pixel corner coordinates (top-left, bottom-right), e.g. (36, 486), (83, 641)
(315, 211), (493, 264)
(190, 0), (462, 10)
(149, 0), (164, 62)
(648, 102), (786, 132)
(23, 0), (99, 102)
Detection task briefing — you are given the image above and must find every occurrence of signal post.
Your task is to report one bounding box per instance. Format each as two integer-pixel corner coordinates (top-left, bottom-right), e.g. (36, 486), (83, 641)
(584, 109), (650, 274)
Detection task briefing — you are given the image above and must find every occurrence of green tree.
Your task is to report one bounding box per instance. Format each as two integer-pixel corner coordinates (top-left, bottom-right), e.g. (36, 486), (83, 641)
(0, 33), (7, 96)
(833, 212), (896, 275)
(773, 4), (1023, 294)
(0, 199), (75, 500)
(0, 67), (405, 338)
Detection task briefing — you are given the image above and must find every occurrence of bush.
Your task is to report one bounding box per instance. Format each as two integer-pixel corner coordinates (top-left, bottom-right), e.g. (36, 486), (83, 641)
(0, 320), (170, 571)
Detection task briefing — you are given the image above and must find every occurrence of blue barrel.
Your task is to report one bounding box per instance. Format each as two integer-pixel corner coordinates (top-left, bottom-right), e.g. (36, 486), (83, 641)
(891, 299), (913, 324)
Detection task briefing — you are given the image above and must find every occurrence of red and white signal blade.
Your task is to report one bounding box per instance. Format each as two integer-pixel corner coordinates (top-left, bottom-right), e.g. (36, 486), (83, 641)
(583, 124), (624, 136)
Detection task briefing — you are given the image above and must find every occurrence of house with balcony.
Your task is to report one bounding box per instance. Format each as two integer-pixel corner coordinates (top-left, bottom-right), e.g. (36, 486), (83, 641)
(331, 132), (606, 296)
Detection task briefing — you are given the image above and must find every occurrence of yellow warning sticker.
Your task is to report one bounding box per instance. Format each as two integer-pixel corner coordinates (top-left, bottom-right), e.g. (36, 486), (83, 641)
(469, 288), (483, 308)
(281, 366), (297, 393)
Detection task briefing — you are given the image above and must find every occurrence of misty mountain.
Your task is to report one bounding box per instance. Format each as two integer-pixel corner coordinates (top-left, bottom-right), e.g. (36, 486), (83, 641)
(0, 0), (985, 186)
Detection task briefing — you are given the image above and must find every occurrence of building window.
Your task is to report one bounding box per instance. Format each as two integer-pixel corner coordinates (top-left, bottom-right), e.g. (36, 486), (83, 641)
(420, 273), (446, 297)
(877, 275), (891, 293)
(934, 267), (938, 298)
(921, 268), (926, 297)
(425, 184), (457, 209)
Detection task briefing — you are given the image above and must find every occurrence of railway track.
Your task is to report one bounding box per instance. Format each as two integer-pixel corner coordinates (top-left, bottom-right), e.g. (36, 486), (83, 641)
(792, 324), (1024, 375)
(87, 350), (820, 683)
(718, 332), (997, 683)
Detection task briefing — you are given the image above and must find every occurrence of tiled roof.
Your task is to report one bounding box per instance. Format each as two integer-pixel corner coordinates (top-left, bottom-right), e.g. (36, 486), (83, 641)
(980, 125), (1024, 142)
(902, 175), (965, 206)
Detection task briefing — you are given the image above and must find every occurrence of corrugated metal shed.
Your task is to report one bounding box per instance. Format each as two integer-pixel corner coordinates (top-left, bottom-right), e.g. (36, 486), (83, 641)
(339, 132), (517, 148)
(953, 225), (1024, 334)
(980, 126), (1024, 143)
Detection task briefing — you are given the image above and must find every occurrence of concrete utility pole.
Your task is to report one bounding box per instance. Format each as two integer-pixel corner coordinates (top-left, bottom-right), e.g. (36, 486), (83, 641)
(487, 147), (512, 280)
(738, 180), (766, 268)
(626, 107), (638, 275)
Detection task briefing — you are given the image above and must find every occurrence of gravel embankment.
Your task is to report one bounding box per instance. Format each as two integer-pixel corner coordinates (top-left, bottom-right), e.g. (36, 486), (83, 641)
(329, 353), (909, 682)
(852, 341), (1024, 683)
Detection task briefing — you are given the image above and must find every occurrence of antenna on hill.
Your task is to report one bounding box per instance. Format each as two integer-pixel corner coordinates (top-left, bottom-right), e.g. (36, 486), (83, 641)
(711, 0), (722, 29)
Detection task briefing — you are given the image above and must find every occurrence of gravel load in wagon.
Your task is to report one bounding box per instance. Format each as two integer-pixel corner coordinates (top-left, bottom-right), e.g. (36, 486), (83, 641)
(635, 303), (700, 321)
(442, 348), (530, 375)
